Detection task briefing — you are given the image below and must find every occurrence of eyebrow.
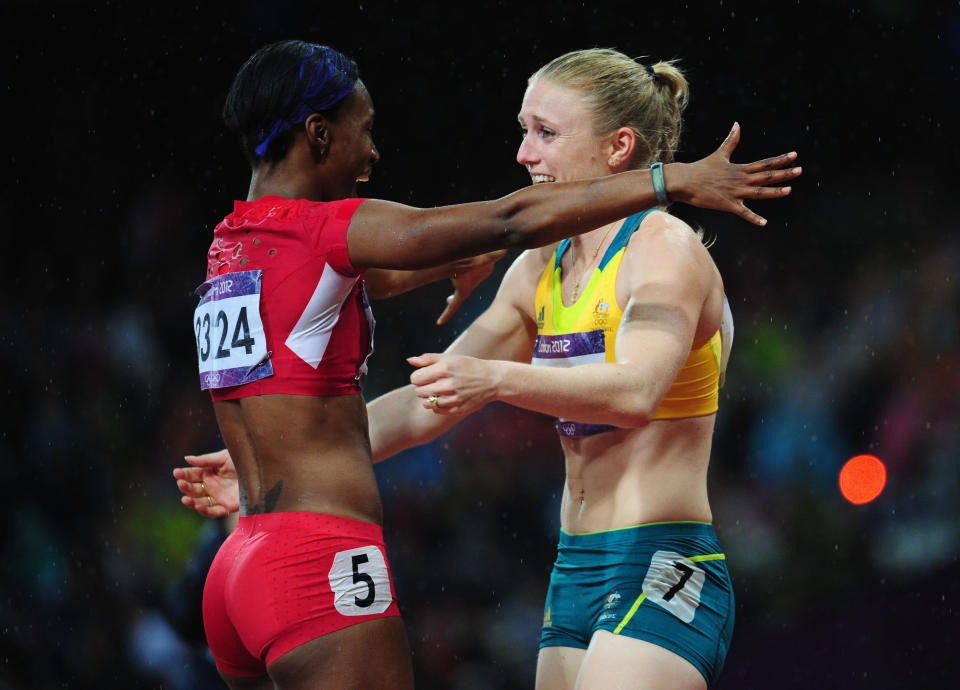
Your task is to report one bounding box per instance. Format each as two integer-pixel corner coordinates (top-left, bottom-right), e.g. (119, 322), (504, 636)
(517, 113), (552, 125)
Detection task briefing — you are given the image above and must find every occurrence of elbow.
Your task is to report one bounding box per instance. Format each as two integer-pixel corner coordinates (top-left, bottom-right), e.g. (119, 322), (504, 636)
(608, 396), (655, 429)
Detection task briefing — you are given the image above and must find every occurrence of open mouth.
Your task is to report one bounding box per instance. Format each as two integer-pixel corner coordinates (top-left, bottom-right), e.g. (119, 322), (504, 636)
(356, 171), (372, 183)
(531, 174), (556, 184)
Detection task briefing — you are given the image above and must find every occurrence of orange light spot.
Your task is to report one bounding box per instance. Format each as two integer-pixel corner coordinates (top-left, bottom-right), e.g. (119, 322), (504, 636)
(839, 455), (887, 505)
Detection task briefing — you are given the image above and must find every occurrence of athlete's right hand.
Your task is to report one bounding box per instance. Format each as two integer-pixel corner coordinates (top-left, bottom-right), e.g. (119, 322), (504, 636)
(173, 449), (241, 518)
(667, 122), (802, 226)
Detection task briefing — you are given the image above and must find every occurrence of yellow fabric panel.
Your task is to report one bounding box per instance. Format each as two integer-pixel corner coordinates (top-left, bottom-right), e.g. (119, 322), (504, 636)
(652, 330), (721, 420)
(533, 239), (721, 422)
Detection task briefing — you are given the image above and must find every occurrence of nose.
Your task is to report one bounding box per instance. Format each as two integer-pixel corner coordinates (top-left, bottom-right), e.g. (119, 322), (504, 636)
(516, 134), (537, 167)
(369, 144), (380, 166)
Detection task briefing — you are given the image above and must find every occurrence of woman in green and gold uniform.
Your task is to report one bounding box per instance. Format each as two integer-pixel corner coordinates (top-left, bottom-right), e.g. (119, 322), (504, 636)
(376, 50), (750, 689)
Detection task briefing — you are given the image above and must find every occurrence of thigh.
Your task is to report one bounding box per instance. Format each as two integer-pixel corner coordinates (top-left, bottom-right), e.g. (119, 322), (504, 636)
(535, 645), (586, 690)
(576, 630), (706, 690)
(267, 617), (413, 690)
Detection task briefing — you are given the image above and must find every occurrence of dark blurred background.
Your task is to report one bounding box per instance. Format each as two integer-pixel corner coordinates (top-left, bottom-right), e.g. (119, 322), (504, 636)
(3, 1), (958, 688)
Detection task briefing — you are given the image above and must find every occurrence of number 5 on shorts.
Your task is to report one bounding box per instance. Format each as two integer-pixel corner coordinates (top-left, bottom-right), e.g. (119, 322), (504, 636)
(329, 545), (393, 616)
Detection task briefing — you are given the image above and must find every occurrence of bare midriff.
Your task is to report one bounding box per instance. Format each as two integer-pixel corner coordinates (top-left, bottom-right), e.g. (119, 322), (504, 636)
(213, 393), (383, 524)
(558, 414), (715, 533)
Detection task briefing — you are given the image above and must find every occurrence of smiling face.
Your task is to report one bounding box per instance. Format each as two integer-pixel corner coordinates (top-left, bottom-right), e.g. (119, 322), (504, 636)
(325, 80), (380, 198)
(516, 78), (612, 185)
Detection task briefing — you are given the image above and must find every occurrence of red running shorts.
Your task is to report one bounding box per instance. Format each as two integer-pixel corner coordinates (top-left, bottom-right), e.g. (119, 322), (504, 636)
(202, 511), (401, 677)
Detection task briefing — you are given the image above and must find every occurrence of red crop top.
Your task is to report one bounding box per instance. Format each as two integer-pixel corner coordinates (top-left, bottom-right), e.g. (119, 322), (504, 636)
(195, 196), (374, 400)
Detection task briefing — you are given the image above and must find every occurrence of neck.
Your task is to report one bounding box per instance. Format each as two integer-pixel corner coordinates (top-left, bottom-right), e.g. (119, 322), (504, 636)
(246, 141), (345, 202)
(248, 164), (324, 202)
(568, 221), (620, 268)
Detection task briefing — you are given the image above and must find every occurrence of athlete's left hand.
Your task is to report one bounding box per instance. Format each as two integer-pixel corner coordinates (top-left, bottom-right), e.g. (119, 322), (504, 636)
(408, 353), (499, 415)
(173, 449), (241, 518)
(436, 250), (506, 325)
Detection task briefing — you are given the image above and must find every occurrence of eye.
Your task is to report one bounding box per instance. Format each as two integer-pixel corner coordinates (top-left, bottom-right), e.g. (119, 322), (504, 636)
(519, 126), (528, 139)
(538, 127), (556, 140)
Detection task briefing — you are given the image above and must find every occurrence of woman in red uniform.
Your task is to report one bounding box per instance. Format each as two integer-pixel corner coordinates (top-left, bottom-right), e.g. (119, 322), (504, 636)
(183, 40), (799, 689)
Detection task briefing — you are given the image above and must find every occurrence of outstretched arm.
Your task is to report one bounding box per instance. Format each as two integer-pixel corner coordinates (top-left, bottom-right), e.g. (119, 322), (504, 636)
(368, 250), (543, 460)
(364, 250), (506, 324)
(347, 123), (799, 270)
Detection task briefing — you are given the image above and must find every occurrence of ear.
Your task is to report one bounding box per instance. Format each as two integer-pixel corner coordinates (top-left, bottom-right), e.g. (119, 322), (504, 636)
(605, 127), (637, 170)
(304, 113), (331, 158)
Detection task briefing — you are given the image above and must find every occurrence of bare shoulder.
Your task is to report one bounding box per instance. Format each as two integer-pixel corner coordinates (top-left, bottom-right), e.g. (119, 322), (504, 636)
(624, 211), (719, 283)
(630, 210), (712, 265)
(619, 211), (724, 339)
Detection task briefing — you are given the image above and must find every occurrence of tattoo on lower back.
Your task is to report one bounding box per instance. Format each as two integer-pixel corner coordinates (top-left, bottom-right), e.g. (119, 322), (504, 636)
(249, 480), (283, 514)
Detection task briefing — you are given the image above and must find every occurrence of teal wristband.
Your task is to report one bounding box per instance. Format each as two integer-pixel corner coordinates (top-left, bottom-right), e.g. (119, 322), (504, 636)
(650, 162), (669, 206)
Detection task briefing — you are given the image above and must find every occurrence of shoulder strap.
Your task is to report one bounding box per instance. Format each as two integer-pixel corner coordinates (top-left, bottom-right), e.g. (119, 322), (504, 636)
(598, 209), (654, 271)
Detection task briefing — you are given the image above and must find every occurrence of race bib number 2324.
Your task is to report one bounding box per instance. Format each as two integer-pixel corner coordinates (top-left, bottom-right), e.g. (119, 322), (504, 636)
(193, 270), (273, 390)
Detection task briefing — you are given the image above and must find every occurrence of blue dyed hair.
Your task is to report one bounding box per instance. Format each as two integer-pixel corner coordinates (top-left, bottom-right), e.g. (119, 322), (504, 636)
(223, 41), (360, 163)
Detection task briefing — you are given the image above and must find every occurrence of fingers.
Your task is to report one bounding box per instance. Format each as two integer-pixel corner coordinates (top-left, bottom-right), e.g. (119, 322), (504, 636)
(742, 151), (799, 174)
(417, 389), (444, 409)
(461, 249), (507, 268)
(744, 167), (802, 188)
(176, 477), (207, 499)
(409, 354), (446, 388)
(716, 122), (741, 159)
(173, 467), (206, 483)
(415, 389), (458, 415)
(185, 450), (229, 469)
(407, 353), (442, 369)
(436, 293), (461, 325)
(735, 202), (767, 227)
(180, 495), (229, 519)
(178, 478), (233, 518)
(734, 164), (798, 225)
(748, 185), (793, 198)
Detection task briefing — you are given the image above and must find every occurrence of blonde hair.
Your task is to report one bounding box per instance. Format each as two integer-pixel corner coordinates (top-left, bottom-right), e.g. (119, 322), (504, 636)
(529, 48), (689, 168)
